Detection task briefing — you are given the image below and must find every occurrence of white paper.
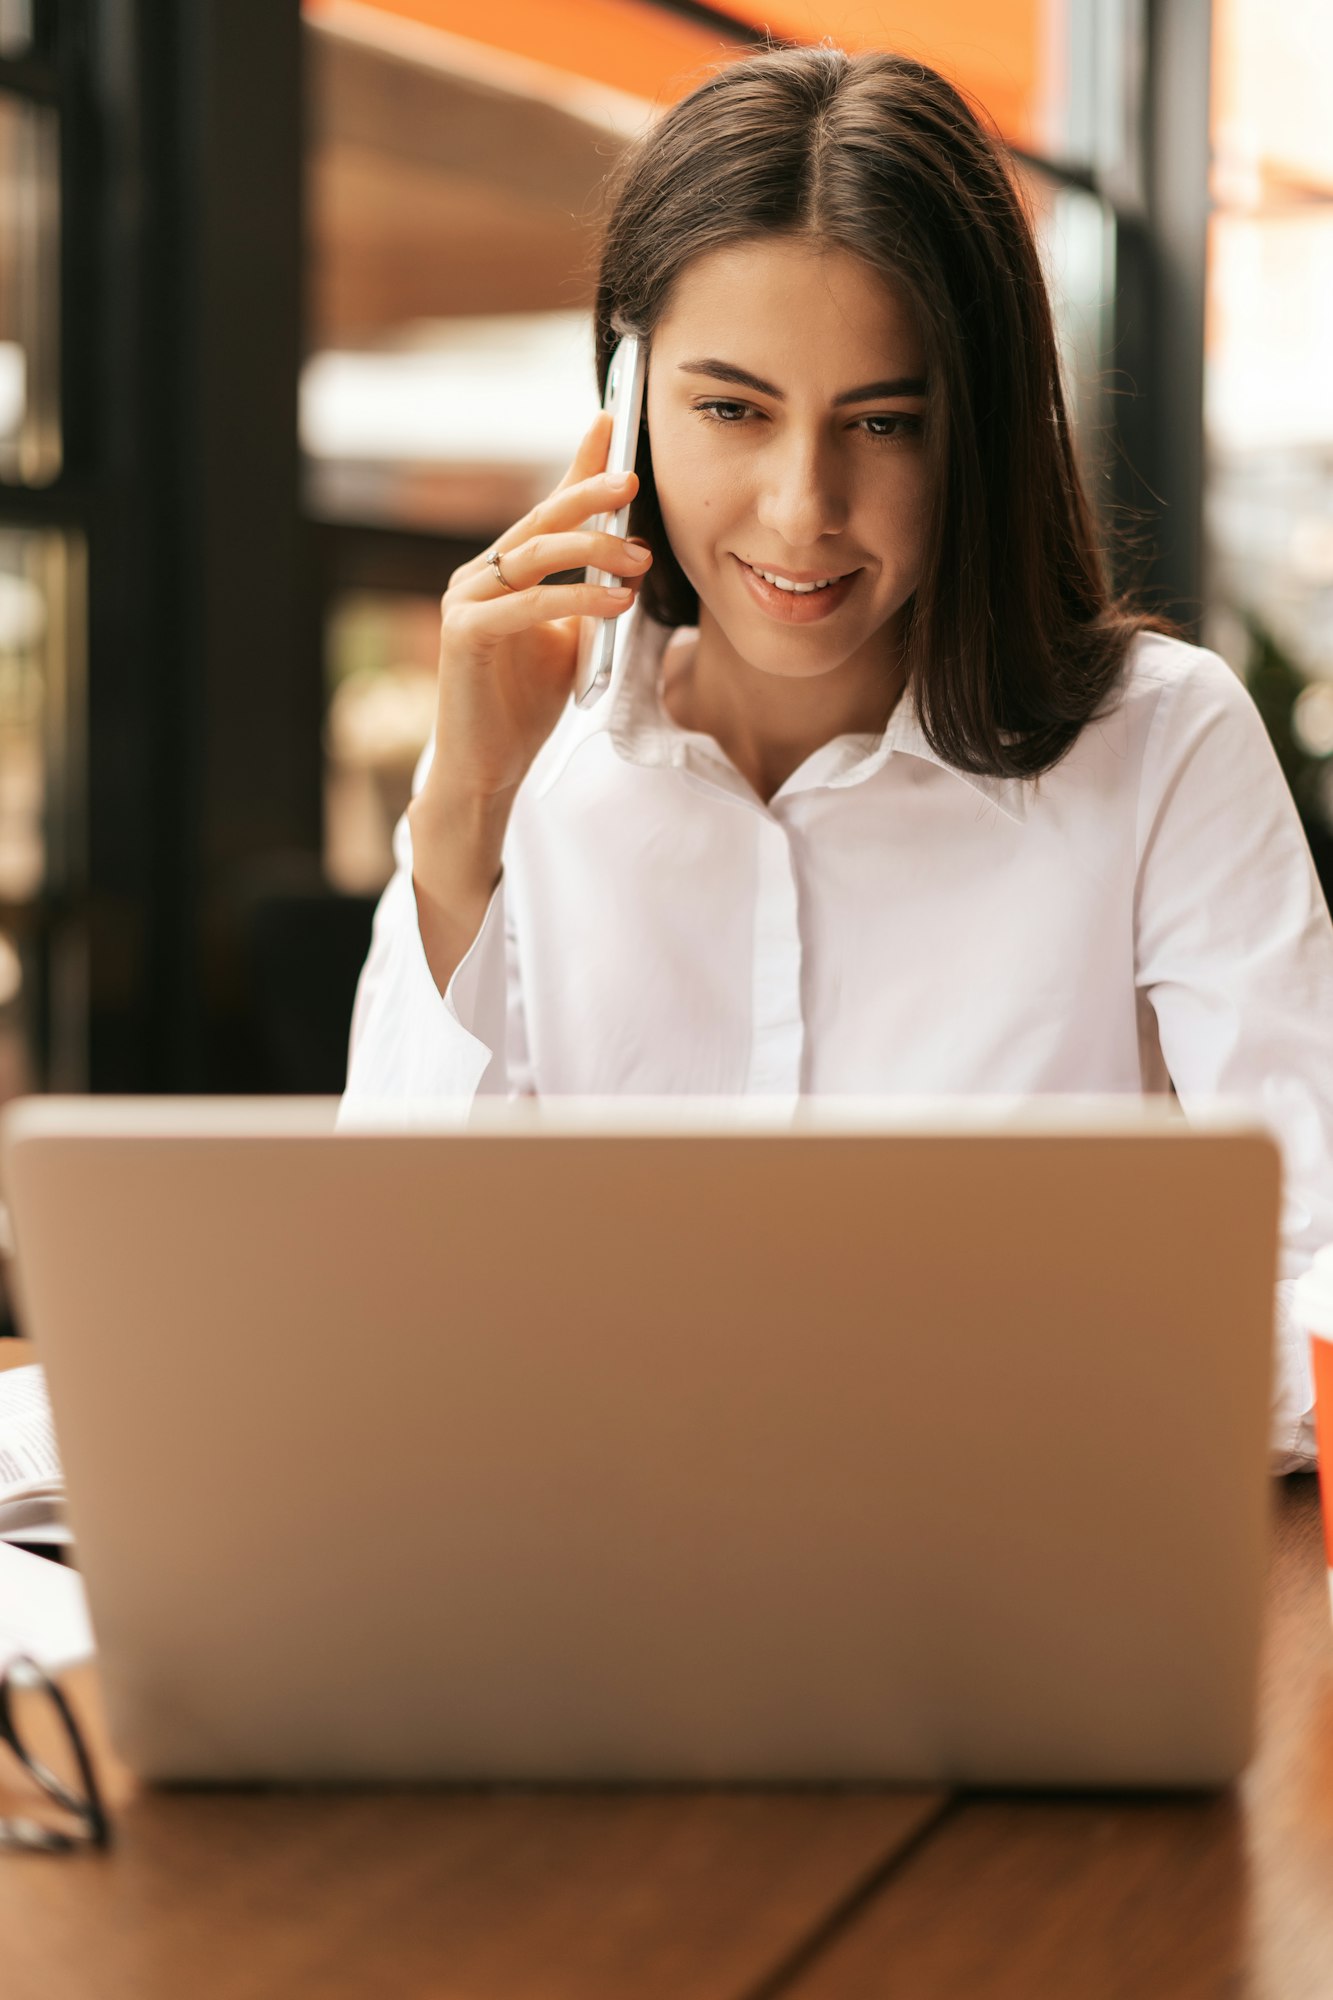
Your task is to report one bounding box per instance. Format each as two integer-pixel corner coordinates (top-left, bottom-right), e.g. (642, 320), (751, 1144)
(0, 1541), (94, 1672)
(0, 1364), (67, 1543)
(0, 1362), (61, 1485)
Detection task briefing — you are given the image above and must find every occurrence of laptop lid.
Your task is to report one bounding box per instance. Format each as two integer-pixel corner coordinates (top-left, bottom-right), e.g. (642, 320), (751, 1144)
(0, 1095), (1280, 1788)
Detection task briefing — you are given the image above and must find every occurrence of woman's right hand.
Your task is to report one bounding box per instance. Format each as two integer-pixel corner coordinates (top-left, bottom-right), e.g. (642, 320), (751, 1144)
(421, 409), (650, 811)
(406, 411), (651, 991)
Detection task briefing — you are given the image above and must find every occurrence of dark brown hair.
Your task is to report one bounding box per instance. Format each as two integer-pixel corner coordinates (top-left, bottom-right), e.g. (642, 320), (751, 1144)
(594, 45), (1172, 781)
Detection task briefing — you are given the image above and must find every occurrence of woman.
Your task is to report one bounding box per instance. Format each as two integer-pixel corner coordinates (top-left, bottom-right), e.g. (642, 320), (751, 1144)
(341, 48), (1333, 1469)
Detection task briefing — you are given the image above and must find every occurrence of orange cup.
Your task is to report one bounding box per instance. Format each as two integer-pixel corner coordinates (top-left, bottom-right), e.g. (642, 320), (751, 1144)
(1295, 1246), (1333, 1610)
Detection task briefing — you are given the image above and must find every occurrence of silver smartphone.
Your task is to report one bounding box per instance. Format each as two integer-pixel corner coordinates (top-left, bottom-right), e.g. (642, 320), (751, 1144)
(574, 334), (648, 709)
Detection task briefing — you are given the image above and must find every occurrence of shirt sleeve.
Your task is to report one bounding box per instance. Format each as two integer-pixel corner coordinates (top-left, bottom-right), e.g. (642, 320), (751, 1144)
(337, 741), (533, 1127)
(1134, 650), (1333, 1472)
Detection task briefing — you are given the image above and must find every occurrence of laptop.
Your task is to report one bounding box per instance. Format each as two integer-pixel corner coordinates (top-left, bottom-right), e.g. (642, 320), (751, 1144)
(0, 1094), (1280, 1789)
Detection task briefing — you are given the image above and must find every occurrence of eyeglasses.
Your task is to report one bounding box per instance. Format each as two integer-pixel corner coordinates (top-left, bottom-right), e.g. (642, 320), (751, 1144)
(0, 1653), (110, 1853)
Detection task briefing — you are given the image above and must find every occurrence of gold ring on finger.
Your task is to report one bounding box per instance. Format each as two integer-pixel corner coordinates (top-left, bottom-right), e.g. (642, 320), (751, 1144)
(486, 548), (518, 593)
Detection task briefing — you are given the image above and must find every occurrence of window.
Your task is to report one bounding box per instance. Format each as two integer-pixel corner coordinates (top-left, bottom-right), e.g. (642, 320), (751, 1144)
(1206, 0), (1333, 872)
(0, 19), (89, 1089)
(0, 88), (60, 485)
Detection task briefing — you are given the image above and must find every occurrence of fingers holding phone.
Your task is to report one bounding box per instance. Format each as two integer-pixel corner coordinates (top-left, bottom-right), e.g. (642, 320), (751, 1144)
(426, 341), (649, 809)
(408, 370), (651, 993)
(470, 523), (647, 616)
(428, 458), (645, 791)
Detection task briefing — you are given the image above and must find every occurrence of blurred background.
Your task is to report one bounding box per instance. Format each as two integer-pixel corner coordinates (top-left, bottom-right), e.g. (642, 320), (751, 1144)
(0, 0), (1327, 1099)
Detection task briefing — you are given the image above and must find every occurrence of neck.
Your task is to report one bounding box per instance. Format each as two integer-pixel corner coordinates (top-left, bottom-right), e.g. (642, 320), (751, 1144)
(662, 606), (908, 804)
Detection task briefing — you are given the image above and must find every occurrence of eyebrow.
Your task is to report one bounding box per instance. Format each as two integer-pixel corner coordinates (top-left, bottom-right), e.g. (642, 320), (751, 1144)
(677, 359), (928, 404)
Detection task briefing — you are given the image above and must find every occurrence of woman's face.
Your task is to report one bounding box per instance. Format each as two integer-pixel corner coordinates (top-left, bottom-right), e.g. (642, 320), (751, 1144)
(644, 235), (933, 683)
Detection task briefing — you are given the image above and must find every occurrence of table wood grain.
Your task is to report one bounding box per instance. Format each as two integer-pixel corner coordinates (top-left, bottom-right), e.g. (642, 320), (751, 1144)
(0, 1658), (945, 2000)
(0, 1333), (953, 1998)
(4, 1320), (1330, 2000)
(785, 1478), (1333, 2000)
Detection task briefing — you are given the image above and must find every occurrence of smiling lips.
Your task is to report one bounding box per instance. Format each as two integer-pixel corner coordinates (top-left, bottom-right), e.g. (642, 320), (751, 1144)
(734, 555), (860, 623)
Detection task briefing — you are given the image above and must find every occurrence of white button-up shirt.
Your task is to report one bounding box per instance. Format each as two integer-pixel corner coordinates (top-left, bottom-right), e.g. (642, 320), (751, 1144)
(342, 606), (1333, 1470)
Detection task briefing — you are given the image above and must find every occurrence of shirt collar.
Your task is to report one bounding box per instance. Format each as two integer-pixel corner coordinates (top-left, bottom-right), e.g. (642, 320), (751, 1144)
(535, 602), (1029, 823)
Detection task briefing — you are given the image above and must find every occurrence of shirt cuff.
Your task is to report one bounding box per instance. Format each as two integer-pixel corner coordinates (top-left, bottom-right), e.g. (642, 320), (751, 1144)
(338, 867), (507, 1126)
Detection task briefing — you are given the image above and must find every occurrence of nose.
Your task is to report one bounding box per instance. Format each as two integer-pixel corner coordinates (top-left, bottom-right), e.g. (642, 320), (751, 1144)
(753, 426), (849, 550)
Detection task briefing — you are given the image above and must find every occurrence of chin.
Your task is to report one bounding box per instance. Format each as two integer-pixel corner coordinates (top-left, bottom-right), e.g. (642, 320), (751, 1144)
(731, 627), (874, 680)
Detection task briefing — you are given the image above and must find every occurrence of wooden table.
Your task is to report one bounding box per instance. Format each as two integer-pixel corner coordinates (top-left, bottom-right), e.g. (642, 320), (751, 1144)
(2, 1464), (1330, 1998)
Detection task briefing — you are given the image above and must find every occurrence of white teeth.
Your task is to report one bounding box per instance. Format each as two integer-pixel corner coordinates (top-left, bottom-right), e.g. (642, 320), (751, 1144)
(753, 567), (840, 593)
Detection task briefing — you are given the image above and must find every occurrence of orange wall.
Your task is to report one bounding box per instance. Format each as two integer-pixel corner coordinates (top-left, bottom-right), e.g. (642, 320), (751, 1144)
(749, 2), (1040, 144)
(309, 0), (1044, 147)
(306, 0), (736, 105)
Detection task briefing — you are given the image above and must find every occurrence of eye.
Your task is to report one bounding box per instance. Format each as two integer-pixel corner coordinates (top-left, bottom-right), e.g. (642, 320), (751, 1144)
(857, 414), (923, 443)
(694, 399), (755, 425)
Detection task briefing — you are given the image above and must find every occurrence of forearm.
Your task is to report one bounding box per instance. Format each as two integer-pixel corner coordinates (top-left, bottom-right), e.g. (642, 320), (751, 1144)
(407, 785), (513, 998)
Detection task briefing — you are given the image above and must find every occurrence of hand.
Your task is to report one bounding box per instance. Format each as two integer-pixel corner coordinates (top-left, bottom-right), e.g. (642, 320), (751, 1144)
(405, 412), (651, 992)
(420, 410), (651, 812)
